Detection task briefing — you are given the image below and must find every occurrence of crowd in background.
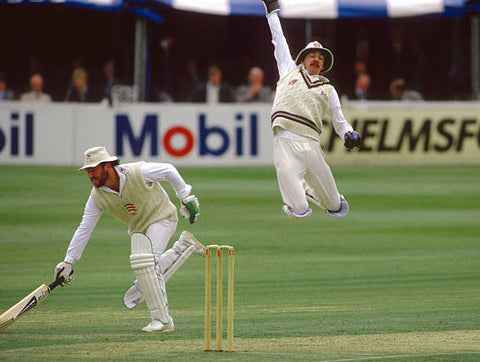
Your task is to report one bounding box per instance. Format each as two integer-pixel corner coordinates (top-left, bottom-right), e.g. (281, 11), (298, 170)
(0, 61), (275, 104)
(0, 55), (424, 105)
(0, 5), (476, 104)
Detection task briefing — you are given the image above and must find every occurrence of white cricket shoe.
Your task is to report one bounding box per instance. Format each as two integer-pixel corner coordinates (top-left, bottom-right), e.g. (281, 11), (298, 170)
(327, 195), (349, 217)
(142, 319), (175, 333)
(123, 281), (144, 309)
(179, 231), (206, 256)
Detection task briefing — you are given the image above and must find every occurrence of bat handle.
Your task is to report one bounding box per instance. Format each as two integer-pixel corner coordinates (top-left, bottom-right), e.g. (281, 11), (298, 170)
(48, 277), (65, 291)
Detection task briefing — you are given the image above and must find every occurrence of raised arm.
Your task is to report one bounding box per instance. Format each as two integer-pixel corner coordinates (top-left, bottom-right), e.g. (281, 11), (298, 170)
(263, 1), (296, 79)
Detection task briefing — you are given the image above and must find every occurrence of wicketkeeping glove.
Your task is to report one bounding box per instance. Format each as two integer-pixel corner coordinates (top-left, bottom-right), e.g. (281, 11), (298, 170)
(180, 195), (200, 224)
(261, 0), (280, 14)
(54, 262), (74, 286)
(344, 131), (362, 150)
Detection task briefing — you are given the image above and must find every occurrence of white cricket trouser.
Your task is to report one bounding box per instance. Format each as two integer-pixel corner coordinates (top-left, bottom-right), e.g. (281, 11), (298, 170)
(273, 135), (341, 214)
(145, 219), (177, 264)
(144, 219), (195, 280)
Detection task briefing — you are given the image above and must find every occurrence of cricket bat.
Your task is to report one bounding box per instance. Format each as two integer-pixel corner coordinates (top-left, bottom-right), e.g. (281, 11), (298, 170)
(0, 276), (64, 332)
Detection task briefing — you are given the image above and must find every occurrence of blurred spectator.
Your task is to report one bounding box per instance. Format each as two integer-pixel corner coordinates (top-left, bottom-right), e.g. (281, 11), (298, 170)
(0, 72), (15, 101)
(101, 60), (116, 104)
(177, 57), (200, 101)
(235, 66), (273, 102)
(389, 78), (423, 101)
(352, 73), (372, 100)
(20, 73), (52, 102)
(188, 65), (235, 103)
(65, 67), (98, 102)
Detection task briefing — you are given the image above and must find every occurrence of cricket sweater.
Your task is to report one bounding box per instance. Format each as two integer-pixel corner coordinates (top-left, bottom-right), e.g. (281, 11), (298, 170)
(91, 162), (178, 233)
(271, 66), (333, 142)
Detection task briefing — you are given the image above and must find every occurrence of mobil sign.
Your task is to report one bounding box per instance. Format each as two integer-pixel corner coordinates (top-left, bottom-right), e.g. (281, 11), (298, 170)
(113, 104), (273, 166)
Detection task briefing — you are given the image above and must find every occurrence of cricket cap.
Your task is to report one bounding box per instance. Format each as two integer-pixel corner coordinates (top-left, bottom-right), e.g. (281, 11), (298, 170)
(78, 146), (118, 171)
(295, 41), (334, 73)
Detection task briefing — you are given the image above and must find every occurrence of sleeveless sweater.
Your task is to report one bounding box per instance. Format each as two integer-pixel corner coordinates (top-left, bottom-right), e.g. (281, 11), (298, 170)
(91, 162), (178, 233)
(271, 66), (333, 142)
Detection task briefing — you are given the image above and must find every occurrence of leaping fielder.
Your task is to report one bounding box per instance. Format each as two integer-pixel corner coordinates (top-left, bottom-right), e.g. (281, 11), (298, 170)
(261, 0), (361, 222)
(54, 146), (203, 332)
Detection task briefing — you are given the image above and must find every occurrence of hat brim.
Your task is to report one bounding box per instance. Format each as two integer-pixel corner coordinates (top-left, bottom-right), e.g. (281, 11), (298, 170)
(78, 156), (119, 171)
(295, 48), (334, 73)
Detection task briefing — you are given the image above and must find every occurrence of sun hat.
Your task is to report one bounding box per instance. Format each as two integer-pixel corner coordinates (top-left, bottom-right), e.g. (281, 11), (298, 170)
(78, 146), (119, 171)
(294, 41), (334, 73)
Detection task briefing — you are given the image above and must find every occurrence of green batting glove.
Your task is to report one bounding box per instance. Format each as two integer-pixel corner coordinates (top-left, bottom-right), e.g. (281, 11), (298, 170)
(181, 195), (200, 224)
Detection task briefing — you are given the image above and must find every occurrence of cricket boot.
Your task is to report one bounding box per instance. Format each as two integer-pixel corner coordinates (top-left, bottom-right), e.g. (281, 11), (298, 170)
(142, 318), (175, 333)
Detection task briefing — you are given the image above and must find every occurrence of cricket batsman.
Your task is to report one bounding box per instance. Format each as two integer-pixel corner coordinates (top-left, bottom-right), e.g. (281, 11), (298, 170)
(54, 146), (204, 332)
(261, 0), (361, 222)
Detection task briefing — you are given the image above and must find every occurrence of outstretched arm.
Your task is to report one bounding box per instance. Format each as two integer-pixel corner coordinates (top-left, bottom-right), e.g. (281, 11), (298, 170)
(64, 197), (103, 264)
(264, 2), (296, 79)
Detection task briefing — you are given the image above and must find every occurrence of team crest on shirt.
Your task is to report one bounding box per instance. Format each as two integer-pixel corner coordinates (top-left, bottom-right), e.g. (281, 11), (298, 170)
(288, 79), (298, 86)
(124, 203), (138, 215)
(320, 90), (328, 102)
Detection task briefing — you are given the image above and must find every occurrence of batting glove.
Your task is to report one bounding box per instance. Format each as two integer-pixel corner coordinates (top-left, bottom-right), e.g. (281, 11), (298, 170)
(261, 0), (280, 14)
(344, 131), (362, 150)
(180, 195), (200, 224)
(54, 262), (74, 286)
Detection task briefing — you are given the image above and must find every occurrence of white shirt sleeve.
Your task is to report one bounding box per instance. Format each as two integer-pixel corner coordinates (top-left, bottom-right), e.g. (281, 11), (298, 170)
(329, 87), (354, 139)
(64, 196), (102, 264)
(141, 162), (192, 200)
(266, 12), (297, 79)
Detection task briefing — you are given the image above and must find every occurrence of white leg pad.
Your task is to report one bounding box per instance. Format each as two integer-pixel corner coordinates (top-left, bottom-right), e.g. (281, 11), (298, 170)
(163, 245), (196, 282)
(130, 233), (171, 324)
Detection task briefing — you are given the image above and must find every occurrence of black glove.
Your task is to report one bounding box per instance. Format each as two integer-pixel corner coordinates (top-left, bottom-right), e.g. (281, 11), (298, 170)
(344, 131), (362, 149)
(262, 0), (280, 14)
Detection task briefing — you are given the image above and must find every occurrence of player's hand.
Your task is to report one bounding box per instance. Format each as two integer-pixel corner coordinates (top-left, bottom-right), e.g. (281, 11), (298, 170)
(344, 131), (362, 150)
(261, 0), (280, 14)
(54, 262), (74, 286)
(180, 195), (200, 224)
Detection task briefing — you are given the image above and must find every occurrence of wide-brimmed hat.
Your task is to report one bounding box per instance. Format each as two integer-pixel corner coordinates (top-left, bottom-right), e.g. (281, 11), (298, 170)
(294, 41), (334, 73)
(78, 146), (118, 171)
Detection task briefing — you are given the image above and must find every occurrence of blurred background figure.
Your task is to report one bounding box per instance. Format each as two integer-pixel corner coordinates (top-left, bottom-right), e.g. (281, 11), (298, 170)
(101, 60), (116, 104)
(352, 73), (372, 100)
(20, 73), (52, 102)
(65, 67), (97, 102)
(235, 66), (273, 102)
(188, 65), (235, 103)
(177, 57), (200, 102)
(0, 72), (15, 101)
(389, 78), (423, 101)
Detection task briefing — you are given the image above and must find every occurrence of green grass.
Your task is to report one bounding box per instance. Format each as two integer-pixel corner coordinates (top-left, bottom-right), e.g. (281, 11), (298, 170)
(0, 165), (479, 361)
